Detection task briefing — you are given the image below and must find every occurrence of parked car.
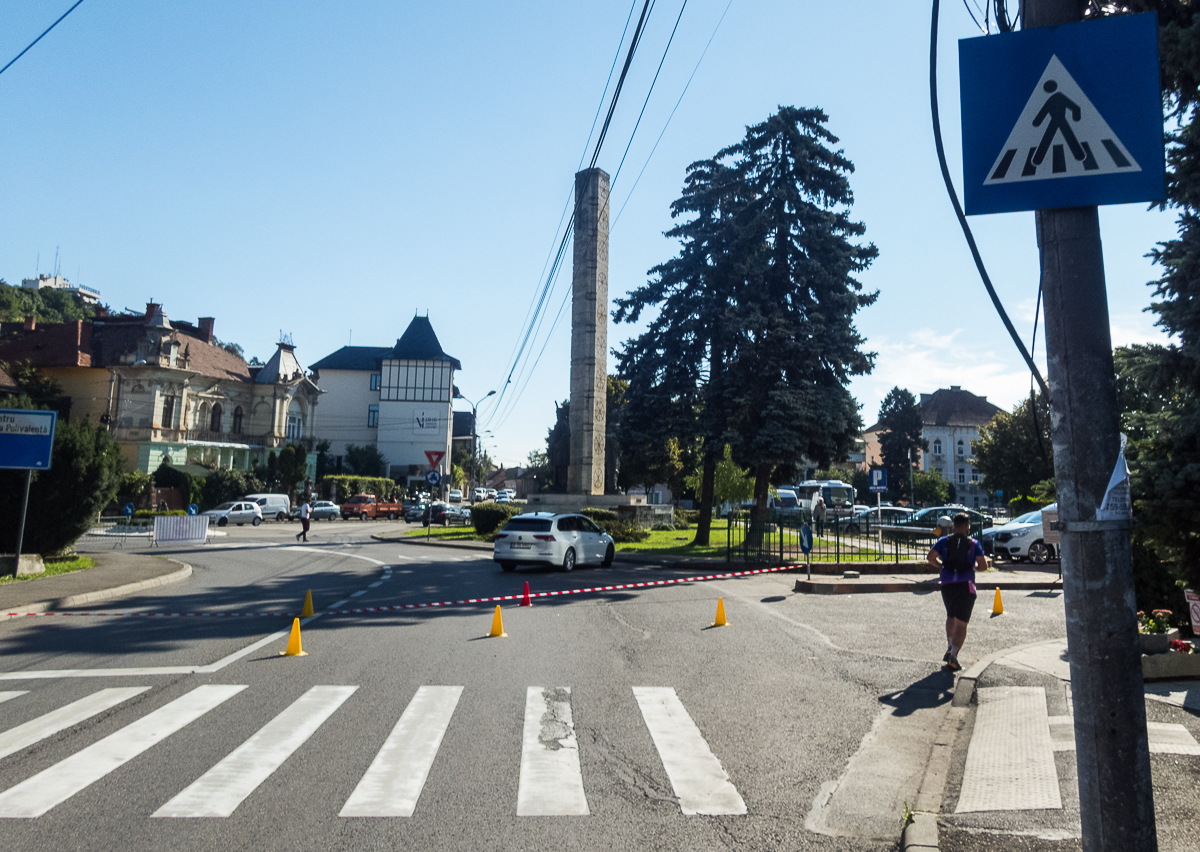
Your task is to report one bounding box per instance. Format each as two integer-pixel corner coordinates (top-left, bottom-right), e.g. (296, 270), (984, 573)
(495, 494), (512, 504)
(493, 512), (616, 572)
(845, 506), (914, 533)
(404, 501), (430, 522)
(499, 488), (516, 499)
(425, 503), (471, 526)
(290, 500), (339, 521)
(485, 489), (498, 500)
(340, 494), (403, 521)
(244, 493), (291, 522)
(202, 501), (262, 527)
(448, 489), (463, 503)
(472, 487), (486, 502)
(980, 503), (1057, 564)
(901, 505), (994, 531)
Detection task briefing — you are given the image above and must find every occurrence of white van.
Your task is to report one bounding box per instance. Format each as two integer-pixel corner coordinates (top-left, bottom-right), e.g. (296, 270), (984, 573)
(244, 493), (292, 522)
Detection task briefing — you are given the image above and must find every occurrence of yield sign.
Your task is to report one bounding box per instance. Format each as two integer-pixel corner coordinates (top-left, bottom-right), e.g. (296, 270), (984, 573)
(984, 55), (1139, 186)
(424, 450), (445, 469)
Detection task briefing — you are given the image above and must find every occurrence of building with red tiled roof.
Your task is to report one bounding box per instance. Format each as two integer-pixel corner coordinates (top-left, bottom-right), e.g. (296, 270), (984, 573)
(0, 303), (320, 475)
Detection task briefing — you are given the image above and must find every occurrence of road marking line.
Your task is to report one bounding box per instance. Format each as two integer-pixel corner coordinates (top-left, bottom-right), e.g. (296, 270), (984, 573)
(518, 687), (589, 816)
(0, 687), (150, 762)
(0, 692), (28, 705)
(340, 685), (462, 817)
(328, 600), (349, 609)
(0, 684), (245, 818)
(368, 582), (383, 588)
(956, 687), (1061, 813)
(154, 685), (356, 818)
(350, 590), (367, 598)
(632, 687), (746, 816)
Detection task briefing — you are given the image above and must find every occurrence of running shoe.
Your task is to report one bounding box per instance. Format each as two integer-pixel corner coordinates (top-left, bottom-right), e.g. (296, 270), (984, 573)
(943, 649), (952, 664)
(946, 654), (962, 672)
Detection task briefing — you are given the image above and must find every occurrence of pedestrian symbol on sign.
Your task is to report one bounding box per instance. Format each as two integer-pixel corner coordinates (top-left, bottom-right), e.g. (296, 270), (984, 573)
(984, 55), (1139, 185)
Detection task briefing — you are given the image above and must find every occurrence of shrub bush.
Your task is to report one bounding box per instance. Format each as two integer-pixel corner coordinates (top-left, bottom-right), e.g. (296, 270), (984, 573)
(652, 522), (676, 531)
(200, 468), (265, 511)
(606, 521), (650, 543)
(472, 503), (522, 537)
(675, 508), (698, 525)
(582, 507), (619, 524)
(133, 510), (187, 519)
(321, 475), (397, 504)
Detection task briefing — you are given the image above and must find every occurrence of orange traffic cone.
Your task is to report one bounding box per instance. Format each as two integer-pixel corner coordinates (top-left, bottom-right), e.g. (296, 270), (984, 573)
(992, 588), (1005, 616)
(712, 598), (729, 627)
(488, 605), (507, 638)
(519, 582), (532, 607)
(280, 618), (307, 656)
(301, 590), (314, 618)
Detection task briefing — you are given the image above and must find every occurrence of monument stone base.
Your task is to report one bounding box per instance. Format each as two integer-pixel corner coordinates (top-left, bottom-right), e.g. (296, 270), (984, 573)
(0, 554), (45, 576)
(522, 493), (674, 528)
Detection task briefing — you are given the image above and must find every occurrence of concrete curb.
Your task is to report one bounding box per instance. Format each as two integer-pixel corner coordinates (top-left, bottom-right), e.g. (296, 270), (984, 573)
(902, 812), (939, 851)
(951, 637), (1067, 707)
(0, 559), (193, 622)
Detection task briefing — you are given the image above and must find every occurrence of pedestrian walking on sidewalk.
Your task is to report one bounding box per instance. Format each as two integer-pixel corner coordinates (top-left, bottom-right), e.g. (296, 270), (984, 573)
(296, 498), (311, 542)
(812, 495), (827, 537)
(927, 512), (987, 672)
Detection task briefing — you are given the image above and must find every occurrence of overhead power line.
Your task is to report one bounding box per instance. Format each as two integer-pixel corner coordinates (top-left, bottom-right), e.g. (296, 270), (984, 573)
(0, 0), (88, 78)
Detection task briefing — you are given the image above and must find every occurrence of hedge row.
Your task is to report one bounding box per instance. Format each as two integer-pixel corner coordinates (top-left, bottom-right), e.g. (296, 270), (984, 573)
(472, 503), (522, 537)
(132, 510), (187, 519)
(321, 475), (398, 504)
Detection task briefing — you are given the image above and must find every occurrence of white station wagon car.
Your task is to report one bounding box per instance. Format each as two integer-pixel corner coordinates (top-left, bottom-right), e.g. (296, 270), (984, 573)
(202, 501), (263, 527)
(493, 512), (615, 572)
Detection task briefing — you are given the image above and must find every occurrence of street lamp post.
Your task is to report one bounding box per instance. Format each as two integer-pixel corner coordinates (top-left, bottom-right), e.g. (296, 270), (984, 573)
(458, 390), (495, 501)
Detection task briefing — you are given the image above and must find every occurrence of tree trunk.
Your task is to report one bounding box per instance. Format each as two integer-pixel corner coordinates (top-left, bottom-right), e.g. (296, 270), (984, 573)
(745, 463), (773, 550)
(693, 444), (717, 546)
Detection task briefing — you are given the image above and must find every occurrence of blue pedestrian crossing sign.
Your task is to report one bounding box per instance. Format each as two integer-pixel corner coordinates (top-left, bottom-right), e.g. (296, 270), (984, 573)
(960, 13), (1163, 215)
(869, 468), (888, 494)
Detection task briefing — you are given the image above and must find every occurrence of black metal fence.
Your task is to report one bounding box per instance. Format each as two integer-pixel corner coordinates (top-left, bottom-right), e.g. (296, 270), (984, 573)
(725, 512), (988, 565)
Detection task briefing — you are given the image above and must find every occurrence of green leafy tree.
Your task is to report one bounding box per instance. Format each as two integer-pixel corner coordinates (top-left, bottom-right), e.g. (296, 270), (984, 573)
(0, 282), (97, 324)
(913, 468), (950, 505)
(0, 417), (124, 555)
(971, 394), (1054, 509)
(876, 388), (927, 503)
(343, 443), (386, 477)
(313, 439), (332, 481)
(684, 444), (753, 510)
(200, 468), (265, 510)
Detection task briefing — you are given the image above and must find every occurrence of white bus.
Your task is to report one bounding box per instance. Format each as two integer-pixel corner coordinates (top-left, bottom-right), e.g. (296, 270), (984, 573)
(794, 480), (856, 517)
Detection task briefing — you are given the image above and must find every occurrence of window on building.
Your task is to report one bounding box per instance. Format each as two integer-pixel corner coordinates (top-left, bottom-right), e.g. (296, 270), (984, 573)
(161, 396), (175, 428)
(370, 374), (381, 391)
(932, 438), (942, 456)
(367, 404), (379, 428)
(971, 470), (979, 483)
(957, 439), (965, 457)
(286, 414), (301, 440)
(210, 403), (223, 433)
(958, 467), (966, 484)
(232, 406), (244, 434)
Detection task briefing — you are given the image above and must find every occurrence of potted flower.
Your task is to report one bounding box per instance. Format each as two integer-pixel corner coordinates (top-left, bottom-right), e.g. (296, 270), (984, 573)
(1137, 609), (1180, 655)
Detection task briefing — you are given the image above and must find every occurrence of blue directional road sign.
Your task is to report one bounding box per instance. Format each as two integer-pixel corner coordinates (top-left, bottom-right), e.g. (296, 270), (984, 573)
(124, 503), (135, 517)
(187, 504), (198, 516)
(960, 13), (1163, 215)
(0, 409), (56, 470)
(799, 523), (813, 555)
(425, 469), (441, 487)
(869, 468), (888, 494)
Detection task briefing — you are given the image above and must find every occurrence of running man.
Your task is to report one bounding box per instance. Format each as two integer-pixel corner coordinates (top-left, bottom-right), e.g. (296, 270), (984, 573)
(927, 512), (988, 671)
(296, 497), (311, 542)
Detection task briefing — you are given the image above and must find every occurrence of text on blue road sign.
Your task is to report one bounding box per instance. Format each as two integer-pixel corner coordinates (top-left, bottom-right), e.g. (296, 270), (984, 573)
(0, 409), (57, 470)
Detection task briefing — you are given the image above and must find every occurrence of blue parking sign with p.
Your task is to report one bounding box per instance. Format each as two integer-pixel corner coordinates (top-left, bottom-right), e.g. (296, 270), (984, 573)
(869, 468), (887, 493)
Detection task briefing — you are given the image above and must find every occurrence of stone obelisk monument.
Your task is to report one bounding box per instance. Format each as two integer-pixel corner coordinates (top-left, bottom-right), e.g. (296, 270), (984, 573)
(567, 167), (609, 495)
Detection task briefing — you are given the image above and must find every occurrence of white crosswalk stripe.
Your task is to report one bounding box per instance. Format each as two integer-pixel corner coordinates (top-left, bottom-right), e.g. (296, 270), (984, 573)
(340, 685), (462, 817)
(0, 684), (245, 818)
(632, 687), (747, 815)
(0, 683), (752, 819)
(154, 685), (356, 818)
(0, 687), (150, 762)
(0, 692), (28, 706)
(518, 687), (589, 816)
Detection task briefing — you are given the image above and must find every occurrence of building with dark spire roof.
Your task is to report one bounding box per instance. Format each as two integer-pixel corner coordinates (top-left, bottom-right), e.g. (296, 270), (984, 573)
(310, 315), (459, 488)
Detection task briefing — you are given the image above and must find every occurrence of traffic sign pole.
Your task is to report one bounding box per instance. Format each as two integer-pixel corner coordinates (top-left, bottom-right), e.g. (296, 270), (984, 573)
(9, 470), (32, 578)
(1026, 4), (1156, 851)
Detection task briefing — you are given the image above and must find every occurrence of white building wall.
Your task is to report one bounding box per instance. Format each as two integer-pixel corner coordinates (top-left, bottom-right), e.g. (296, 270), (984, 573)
(922, 424), (990, 508)
(311, 368), (379, 460)
(376, 358), (453, 479)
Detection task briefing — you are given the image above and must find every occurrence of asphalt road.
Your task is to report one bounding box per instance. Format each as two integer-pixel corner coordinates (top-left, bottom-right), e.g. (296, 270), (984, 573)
(0, 521), (1074, 852)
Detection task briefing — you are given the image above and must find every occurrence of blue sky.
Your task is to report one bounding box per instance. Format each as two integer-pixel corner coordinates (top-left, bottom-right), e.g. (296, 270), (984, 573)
(0, 1), (1174, 467)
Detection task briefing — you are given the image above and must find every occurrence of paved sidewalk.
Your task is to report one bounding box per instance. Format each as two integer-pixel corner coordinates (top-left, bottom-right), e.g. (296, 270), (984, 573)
(797, 567), (1063, 595)
(916, 637), (1200, 852)
(0, 551), (191, 619)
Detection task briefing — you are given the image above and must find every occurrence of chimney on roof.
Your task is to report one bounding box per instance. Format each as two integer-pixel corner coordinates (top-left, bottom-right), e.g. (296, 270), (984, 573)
(145, 302), (160, 317)
(23, 316), (35, 331)
(950, 385), (961, 391)
(199, 317), (215, 343)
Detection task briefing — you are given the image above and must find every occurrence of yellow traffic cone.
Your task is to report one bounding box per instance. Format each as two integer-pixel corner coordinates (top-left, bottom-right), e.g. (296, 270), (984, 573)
(301, 590), (314, 618)
(281, 618), (307, 656)
(712, 597), (729, 627)
(992, 588), (1004, 616)
(488, 605), (507, 638)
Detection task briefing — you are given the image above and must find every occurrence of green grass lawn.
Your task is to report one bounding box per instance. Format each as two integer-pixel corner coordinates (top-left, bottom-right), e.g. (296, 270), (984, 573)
(0, 556), (97, 586)
(402, 526), (487, 542)
(614, 520), (732, 558)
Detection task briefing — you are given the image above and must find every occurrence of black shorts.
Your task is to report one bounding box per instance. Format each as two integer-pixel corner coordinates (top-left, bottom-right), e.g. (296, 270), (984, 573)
(941, 582), (977, 622)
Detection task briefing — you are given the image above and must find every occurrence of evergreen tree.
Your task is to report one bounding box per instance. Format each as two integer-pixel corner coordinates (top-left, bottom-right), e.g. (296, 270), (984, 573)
(876, 387), (926, 503)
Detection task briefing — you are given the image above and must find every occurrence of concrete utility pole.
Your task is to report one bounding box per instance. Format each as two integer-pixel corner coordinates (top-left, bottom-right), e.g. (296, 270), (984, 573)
(1025, 2), (1157, 851)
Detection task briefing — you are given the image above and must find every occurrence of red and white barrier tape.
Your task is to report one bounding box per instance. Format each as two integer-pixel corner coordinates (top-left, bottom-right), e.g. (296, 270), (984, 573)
(2, 564), (799, 619)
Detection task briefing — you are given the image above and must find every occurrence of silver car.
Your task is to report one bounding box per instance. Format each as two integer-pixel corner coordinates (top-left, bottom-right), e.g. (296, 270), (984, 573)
(980, 503), (1057, 564)
(202, 501), (263, 527)
(493, 512), (616, 572)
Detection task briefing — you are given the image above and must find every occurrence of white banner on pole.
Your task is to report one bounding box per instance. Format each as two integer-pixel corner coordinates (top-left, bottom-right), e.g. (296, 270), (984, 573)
(153, 515), (210, 546)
